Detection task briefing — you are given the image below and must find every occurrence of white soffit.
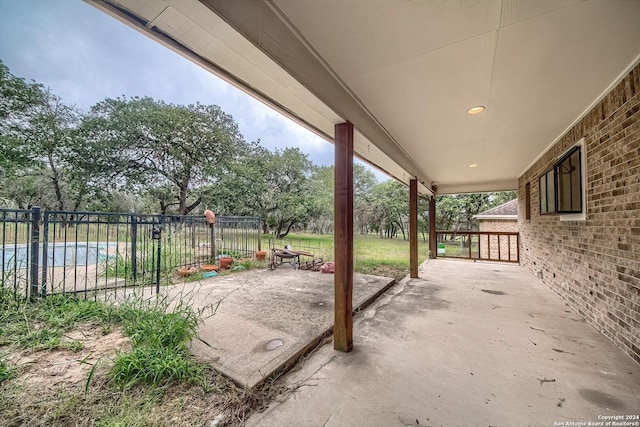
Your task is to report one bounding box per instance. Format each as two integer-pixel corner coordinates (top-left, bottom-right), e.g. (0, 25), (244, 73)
(87, 0), (640, 195)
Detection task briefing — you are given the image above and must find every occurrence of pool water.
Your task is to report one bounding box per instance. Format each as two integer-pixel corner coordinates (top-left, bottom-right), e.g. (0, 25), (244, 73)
(1, 242), (116, 269)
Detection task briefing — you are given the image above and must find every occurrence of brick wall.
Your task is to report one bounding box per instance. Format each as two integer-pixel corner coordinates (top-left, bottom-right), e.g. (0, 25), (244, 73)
(518, 63), (640, 364)
(478, 219), (519, 261)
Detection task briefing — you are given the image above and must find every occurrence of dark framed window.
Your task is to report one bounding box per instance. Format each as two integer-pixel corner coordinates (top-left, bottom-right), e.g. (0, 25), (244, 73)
(539, 169), (556, 214)
(539, 145), (584, 215)
(555, 146), (582, 213)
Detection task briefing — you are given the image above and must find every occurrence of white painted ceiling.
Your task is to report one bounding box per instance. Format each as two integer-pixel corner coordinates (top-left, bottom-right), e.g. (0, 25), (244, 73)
(87, 0), (640, 195)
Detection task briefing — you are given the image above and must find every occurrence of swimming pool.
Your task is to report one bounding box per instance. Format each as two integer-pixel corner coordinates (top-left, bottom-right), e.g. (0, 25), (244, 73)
(1, 242), (116, 270)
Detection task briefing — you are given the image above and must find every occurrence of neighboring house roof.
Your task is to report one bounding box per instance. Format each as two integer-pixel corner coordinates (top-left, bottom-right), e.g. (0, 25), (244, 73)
(474, 199), (518, 220)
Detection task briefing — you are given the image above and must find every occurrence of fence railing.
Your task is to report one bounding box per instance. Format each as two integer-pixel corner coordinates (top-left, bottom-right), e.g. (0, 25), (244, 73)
(0, 207), (261, 299)
(435, 230), (520, 263)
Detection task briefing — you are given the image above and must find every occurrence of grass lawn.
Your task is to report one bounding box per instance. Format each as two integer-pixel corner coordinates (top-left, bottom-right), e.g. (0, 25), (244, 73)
(274, 232), (429, 282)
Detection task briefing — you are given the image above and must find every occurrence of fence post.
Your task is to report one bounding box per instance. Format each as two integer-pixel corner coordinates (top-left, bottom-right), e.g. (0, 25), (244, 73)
(155, 217), (162, 294)
(214, 222), (216, 264)
(29, 206), (41, 300)
(40, 212), (49, 297)
(131, 216), (137, 284)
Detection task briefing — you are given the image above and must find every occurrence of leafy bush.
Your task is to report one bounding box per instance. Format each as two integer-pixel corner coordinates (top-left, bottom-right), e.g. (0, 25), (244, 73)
(110, 296), (206, 389)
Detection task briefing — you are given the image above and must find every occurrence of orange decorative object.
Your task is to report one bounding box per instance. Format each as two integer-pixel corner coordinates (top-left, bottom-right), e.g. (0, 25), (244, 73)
(201, 264), (219, 272)
(255, 250), (267, 261)
(177, 267), (192, 277)
(204, 209), (215, 225)
(219, 257), (233, 270)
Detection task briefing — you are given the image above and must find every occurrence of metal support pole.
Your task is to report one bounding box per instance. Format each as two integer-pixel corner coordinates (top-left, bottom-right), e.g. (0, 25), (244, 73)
(257, 218), (262, 252)
(29, 206), (41, 299)
(131, 216), (138, 284)
(155, 217), (163, 294)
(40, 212), (49, 297)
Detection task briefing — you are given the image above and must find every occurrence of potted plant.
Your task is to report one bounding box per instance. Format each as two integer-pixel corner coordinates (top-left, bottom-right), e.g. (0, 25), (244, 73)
(219, 256), (234, 270)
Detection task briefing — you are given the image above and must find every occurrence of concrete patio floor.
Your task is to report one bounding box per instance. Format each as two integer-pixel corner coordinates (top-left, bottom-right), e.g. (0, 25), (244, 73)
(247, 259), (640, 427)
(164, 267), (394, 388)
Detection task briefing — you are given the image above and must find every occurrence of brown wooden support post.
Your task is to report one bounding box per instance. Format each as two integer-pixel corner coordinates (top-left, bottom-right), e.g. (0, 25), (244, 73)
(429, 196), (437, 258)
(409, 179), (418, 278)
(334, 122), (353, 352)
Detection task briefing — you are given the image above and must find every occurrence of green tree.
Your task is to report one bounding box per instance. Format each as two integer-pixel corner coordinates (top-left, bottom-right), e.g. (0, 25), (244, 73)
(435, 191), (518, 241)
(211, 146), (316, 238)
(370, 180), (409, 239)
(0, 60), (45, 176)
(205, 143), (274, 222)
(353, 163), (378, 235)
(80, 97), (245, 215)
(308, 165), (333, 234)
(0, 63), (86, 211)
(0, 175), (50, 209)
(255, 147), (316, 238)
(304, 163), (378, 235)
(418, 196), (431, 242)
(25, 89), (85, 211)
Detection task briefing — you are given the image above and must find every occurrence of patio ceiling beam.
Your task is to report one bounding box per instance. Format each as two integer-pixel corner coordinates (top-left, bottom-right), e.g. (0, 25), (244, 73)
(199, 0), (434, 193)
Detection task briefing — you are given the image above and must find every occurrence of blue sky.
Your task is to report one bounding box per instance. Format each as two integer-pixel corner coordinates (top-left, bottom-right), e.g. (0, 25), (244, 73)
(0, 0), (384, 179)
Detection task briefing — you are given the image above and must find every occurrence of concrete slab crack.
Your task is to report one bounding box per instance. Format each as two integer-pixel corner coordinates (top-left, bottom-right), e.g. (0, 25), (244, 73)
(537, 377), (556, 386)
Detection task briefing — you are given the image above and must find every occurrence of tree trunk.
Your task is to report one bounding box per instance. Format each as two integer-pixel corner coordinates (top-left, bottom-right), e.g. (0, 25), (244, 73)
(159, 201), (168, 215)
(48, 154), (64, 211)
(183, 196), (202, 216)
(398, 222), (406, 241)
(178, 183), (188, 215)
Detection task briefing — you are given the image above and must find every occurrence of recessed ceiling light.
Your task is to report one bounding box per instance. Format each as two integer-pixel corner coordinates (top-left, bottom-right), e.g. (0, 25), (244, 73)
(469, 164), (478, 168)
(467, 106), (485, 115)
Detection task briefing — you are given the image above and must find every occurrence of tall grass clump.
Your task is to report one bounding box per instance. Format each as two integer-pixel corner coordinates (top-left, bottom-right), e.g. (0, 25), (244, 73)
(103, 250), (185, 286)
(110, 295), (206, 389)
(0, 357), (13, 384)
(104, 253), (135, 280)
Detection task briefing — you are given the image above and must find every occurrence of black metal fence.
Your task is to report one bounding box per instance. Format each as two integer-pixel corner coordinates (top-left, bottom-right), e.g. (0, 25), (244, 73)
(0, 207), (261, 299)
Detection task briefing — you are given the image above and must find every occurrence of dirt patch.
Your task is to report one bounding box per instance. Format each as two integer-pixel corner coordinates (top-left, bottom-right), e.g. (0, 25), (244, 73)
(8, 326), (130, 389)
(1, 324), (133, 426)
(1, 321), (285, 426)
(367, 265), (407, 283)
